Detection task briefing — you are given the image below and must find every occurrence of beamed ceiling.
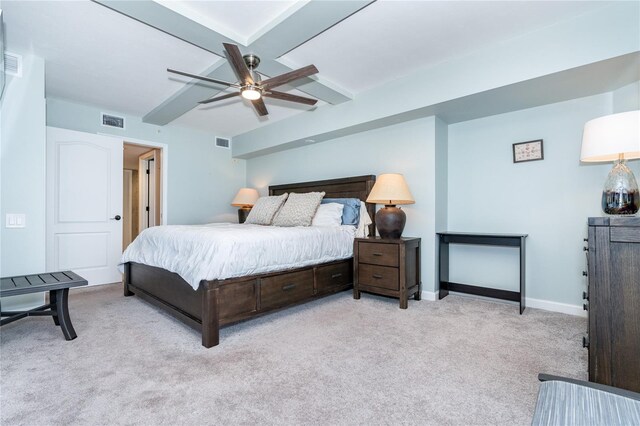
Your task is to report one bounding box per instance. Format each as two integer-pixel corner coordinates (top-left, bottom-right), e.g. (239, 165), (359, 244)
(2, 1), (619, 136)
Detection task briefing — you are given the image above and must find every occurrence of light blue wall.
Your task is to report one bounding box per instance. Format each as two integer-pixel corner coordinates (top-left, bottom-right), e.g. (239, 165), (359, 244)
(246, 89), (639, 308)
(46, 98), (245, 225)
(246, 116), (443, 293)
(612, 81), (640, 113)
(0, 54), (47, 309)
(447, 93), (639, 307)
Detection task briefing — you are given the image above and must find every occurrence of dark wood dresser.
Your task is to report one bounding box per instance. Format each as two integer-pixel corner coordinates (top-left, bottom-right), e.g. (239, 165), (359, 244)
(585, 217), (640, 392)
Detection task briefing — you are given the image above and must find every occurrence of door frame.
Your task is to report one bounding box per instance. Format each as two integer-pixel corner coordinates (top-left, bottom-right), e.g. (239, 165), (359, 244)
(117, 136), (169, 226)
(138, 150), (157, 231)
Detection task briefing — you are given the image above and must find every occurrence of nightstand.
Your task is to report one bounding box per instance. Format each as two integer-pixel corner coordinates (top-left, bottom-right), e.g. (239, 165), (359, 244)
(353, 237), (421, 309)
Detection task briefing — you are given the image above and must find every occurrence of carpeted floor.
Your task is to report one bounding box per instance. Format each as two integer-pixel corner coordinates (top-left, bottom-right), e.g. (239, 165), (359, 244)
(0, 283), (586, 425)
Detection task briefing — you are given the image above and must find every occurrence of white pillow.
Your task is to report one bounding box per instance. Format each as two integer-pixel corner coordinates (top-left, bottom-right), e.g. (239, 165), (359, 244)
(272, 191), (325, 227)
(311, 203), (344, 227)
(355, 202), (373, 238)
(244, 193), (288, 225)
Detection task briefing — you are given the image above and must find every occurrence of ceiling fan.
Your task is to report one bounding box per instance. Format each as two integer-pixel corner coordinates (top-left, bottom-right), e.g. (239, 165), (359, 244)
(167, 43), (319, 117)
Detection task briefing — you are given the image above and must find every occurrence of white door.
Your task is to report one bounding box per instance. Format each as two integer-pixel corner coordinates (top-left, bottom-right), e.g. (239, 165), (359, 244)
(46, 127), (123, 285)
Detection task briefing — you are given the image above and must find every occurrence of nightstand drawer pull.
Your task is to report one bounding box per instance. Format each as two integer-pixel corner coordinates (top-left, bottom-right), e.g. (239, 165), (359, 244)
(331, 273), (342, 279)
(282, 283), (297, 291)
(373, 252), (383, 256)
(372, 274), (383, 279)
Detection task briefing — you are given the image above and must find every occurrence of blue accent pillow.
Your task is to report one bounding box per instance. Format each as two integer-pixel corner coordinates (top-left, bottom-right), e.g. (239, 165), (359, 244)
(321, 198), (361, 226)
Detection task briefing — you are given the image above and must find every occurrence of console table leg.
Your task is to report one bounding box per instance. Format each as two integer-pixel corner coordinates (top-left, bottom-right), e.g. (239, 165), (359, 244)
(55, 289), (77, 340)
(520, 238), (526, 314)
(49, 290), (60, 326)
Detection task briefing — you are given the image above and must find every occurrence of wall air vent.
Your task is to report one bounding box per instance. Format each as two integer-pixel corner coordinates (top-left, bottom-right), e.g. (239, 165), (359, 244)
(215, 137), (231, 149)
(4, 52), (22, 77)
(101, 113), (125, 129)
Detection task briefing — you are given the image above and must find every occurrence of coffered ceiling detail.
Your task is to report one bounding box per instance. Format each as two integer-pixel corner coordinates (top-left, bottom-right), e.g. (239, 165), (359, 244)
(2, 0), (615, 136)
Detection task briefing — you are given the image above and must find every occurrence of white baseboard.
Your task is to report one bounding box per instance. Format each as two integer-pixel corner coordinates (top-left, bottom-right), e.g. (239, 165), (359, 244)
(525, 297), (587, 317)
(420, 291), (438, 301)
(420, 291), (586, 317)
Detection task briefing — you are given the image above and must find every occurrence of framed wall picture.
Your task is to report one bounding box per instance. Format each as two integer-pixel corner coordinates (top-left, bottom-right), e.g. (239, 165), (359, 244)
(513, 139), (544, 163)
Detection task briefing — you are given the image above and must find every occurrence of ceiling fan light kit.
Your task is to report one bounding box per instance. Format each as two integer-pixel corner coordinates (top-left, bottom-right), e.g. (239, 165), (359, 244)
(168, 43), (319, 117)
(241, 86), (262, 100)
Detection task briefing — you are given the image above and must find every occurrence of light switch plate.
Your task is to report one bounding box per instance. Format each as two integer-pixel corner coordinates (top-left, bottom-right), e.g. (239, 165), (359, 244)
(6, 213), (26, 228)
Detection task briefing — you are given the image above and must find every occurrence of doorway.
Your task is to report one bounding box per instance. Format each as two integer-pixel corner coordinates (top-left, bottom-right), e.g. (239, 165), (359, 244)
(123, 143), (163, 250)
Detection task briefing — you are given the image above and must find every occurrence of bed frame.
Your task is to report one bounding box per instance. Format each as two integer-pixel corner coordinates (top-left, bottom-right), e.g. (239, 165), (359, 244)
(123, 175), (376, 348)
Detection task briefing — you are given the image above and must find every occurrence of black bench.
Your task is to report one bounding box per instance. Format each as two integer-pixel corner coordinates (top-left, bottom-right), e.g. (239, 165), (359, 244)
(1, 271), (88, 340)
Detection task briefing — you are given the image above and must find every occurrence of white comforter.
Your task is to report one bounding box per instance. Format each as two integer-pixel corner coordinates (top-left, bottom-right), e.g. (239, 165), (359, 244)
(120, 223), (356, 290)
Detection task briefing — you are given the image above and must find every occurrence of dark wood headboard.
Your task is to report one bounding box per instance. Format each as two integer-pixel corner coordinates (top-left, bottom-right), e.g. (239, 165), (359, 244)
(269, 175), (376, 236)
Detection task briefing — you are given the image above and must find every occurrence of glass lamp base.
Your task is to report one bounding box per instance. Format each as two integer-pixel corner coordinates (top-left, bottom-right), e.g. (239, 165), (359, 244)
(601, 160), (639, 215)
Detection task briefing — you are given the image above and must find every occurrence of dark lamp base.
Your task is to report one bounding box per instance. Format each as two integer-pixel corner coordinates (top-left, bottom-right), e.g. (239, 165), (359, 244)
(375, 205), (406, 239)
(238, 207), (252, 223)
(602, 190), (638, 215)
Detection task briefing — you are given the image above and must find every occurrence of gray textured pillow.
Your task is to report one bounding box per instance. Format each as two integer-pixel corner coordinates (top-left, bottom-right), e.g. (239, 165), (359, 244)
(244, 193), (288, 225)
(272, 191), (326, 227)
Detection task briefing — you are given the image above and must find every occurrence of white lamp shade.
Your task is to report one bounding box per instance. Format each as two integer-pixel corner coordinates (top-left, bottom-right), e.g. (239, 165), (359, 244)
(231, 188), (259, 207)
(366, 173), (415, 205)
(581, 110), (640, 162)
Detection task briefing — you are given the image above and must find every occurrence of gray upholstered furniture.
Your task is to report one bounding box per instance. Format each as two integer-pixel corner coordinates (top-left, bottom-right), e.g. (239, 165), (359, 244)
(532, 374), (640, 426)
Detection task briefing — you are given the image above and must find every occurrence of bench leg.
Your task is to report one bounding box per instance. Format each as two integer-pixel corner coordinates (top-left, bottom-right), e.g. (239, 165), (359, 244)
(49, 290), (60, 326)
(54, 289), (77, 340)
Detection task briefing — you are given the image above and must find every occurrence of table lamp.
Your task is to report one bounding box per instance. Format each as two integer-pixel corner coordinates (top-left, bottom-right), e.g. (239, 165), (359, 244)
(581, 110), (640, 215)
(366, 173), (415, 239)
(231, 188), (259, 223)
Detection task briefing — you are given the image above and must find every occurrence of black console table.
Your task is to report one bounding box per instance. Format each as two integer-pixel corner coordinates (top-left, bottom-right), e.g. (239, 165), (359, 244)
(437, 232), (527, 314)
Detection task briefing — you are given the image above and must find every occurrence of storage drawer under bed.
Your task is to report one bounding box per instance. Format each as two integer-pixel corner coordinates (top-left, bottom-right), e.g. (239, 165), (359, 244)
(260, 269), (314, 310)
(316, 261), (352, 293)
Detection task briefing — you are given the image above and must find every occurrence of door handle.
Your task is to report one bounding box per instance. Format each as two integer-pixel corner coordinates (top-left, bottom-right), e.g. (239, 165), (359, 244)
(111, 215), (122, 221)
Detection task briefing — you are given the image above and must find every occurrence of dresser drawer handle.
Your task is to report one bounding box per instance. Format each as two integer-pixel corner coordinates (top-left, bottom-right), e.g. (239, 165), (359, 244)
(372, 252), (383, 256)
(282, 283), (297, 291)
(372, 274), (383, 279)
(331, 273), (342, 279)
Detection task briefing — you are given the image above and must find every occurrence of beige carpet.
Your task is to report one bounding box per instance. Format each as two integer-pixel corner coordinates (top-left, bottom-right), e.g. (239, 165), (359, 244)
(0, 283), (586, 425)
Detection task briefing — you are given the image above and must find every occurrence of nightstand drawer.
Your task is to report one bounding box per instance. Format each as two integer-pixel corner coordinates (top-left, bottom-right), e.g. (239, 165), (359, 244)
(358, 264), (399, 290)
(358, 242), (399, 267)
(316, 261), (352, 293)
(261, 269), (314, 310)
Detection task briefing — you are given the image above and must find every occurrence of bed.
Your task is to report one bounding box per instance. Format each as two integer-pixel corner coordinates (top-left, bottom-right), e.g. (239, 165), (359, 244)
(122, 175), (376, 348)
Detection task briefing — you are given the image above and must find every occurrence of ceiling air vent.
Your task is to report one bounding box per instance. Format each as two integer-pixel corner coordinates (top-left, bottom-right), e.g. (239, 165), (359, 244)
(4, 52), (22, 77)
(215, 137), (230, 149)
(101, 113), (125, 129)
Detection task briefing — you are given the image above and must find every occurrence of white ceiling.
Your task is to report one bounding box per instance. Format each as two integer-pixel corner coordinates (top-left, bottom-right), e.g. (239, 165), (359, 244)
(156, 0), (300, 45)
(282, 1), (612, 94)
(2, 0), (614, 136)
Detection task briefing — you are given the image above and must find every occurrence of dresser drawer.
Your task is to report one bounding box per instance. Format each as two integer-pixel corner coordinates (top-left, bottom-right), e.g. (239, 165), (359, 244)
(358, 264), (399, 290)
(316, 260), (352, 293)
(358, 242), (399, 267)
(260, 269), (314, 310)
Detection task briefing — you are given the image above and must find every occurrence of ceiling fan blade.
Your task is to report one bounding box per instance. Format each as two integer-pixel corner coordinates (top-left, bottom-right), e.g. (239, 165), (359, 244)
(261, 65), (319, 90)
(198, 92), (240, 104)
(251, 98), (269, 116)
(223, 43), (254, 85)
(167, 68), (238, 87)
(264, 90), (317, 106)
